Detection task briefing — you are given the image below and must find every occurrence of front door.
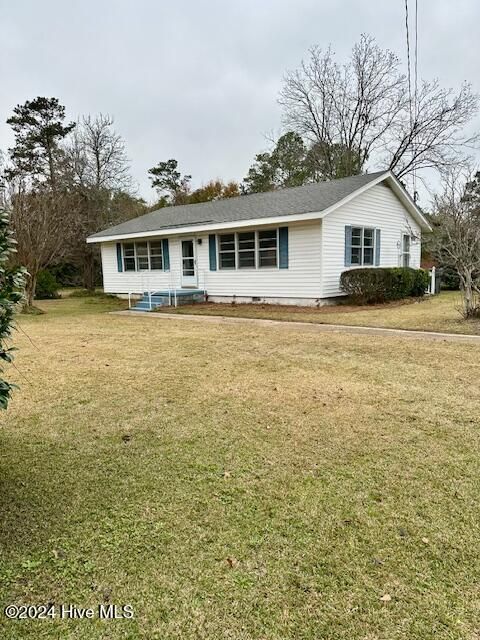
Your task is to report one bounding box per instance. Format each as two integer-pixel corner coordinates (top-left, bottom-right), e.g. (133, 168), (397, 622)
(181, 239), (197, 287)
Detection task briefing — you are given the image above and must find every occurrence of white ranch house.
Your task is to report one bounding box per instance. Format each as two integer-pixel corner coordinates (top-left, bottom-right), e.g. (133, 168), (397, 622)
(87, 171), (432, 309)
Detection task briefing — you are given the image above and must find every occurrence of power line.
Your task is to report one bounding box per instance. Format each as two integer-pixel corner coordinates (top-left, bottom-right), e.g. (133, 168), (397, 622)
(404, 0), (419, 199)
(405, 0), (413, 130)
(414, 0), (418, 114)
(413, 0), (418, 199)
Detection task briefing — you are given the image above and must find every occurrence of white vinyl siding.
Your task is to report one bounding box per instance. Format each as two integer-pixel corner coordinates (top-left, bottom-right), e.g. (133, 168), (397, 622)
(321, 183), (421, 297)
(101, 220), (322, 300)
(198, 221), (321, 299)
(98, 181), (422, 303)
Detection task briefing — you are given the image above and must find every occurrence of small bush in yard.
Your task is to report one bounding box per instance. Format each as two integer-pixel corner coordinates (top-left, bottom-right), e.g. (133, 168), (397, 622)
(439, 266), (461, 291)
(35, 269), (60, 299)
(340, 267), (429, 304)
(411, 268), (431, 296)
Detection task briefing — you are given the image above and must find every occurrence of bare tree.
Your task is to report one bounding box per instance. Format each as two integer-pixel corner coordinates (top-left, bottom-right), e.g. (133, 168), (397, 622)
(386, 80), (479, 179)
(65, 115), (137, 289)
(431, 166), (480, 318)
(3, 97), (77, 307)
(279, 35), (479, 183)
(69, 114), (132, 192)
(6, 180), (77, 306)
(3, 103), (138, 301)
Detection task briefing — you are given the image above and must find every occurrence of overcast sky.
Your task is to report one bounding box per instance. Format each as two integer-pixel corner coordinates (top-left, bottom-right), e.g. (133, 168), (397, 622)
(1, 0), (479, 203)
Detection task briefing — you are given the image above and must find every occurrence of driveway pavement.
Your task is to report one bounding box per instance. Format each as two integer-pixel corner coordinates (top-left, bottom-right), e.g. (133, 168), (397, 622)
(111, 310), (480, 344)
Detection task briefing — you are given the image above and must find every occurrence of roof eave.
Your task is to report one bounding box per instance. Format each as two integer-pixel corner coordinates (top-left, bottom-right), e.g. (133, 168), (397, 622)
(86, 209), (327, 243)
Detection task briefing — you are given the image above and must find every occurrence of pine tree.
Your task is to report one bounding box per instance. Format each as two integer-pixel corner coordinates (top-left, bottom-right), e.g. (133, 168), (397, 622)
(6, 96), (75, 189)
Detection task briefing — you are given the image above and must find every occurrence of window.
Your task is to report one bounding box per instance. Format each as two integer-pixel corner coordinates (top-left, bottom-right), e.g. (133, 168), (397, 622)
(350, 227), (375, 266)
(219, 233), (236, 269)
(351, 227), (362, 265)
(123, 243), (136, 271)
(258, 230), (278, 268)
(238, 232), (256, 268)
(149, 241), (163, 270)
(217, 229), (280, 270)
(122, 240), (164, 272)
(402, 234), (411, 267)
(136, 242), (149, 270)
(363, 228), (374, 266)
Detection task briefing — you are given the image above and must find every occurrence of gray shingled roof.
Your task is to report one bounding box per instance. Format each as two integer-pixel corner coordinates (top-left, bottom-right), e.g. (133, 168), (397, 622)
(89, 171), (387, 240)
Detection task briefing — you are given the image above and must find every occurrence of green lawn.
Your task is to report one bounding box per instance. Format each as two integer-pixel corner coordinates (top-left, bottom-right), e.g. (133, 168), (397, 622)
(1, 295), (480, 639)
(158, 291), (480, 335)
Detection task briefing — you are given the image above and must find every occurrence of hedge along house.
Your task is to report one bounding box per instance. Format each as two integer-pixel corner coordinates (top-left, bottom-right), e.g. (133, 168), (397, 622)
(86, 171), (432, 309)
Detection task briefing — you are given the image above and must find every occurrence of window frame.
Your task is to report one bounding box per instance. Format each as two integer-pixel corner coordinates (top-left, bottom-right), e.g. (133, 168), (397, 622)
(218, 233), (237, 270)
(350, 226), (376, 267)
(257, 229), (278, 269)
(237, 231), (256, 269)
(149, 240), (164, 271)
(123, 242), (136, 272)
(122, 240), (164, 272)
(401, 233), (411, 268)
(217, 229), (279, 271)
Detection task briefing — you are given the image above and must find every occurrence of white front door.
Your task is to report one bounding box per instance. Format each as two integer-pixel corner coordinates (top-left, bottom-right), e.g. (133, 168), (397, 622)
(181, 239), (197, 287)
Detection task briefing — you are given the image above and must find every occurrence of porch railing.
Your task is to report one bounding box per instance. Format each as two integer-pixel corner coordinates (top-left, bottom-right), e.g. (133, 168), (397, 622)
(128, 269), (207, 310)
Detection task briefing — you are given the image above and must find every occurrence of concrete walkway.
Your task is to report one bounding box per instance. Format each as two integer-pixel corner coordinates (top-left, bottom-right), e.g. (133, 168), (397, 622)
(110, 309), (480, 344)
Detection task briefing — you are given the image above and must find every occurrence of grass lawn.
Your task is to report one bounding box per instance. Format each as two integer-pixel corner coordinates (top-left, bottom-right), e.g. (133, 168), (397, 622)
(157, 290), (480, 335)
(1, 295), (480, 639)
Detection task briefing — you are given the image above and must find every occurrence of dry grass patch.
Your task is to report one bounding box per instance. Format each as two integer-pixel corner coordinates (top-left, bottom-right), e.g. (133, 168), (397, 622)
(1, 296), (480, 639)
(158, 291), (480, 335)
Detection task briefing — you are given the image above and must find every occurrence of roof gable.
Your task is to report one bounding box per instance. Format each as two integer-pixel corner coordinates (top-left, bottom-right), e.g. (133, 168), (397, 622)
(314, 172), (431, 232)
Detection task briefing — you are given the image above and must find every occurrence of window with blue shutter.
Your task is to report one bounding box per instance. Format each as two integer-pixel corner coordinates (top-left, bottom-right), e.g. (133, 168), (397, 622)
(345, 226), (381, 266)
(209, 235), (217, 271)
(279, 227), (289, 269)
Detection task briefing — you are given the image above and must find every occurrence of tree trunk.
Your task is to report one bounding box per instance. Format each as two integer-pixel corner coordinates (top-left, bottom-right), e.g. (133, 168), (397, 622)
(83, 248), (96, 291)
(25, 271), (37, 308)
(462, 270), (474, 318)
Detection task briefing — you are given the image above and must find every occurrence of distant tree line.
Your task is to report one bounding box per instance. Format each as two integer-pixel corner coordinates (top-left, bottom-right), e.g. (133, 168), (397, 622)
(1, 98), (146, 306)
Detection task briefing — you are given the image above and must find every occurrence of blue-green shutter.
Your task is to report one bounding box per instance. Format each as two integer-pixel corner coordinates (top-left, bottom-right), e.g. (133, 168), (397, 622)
(344, 226), (352, 267)
(162, 238), (170, 271)
(116, 243), (123, 272)
(209, 235), (217, 271)
(375, 229), (381, 266)
(279, 227), (289, 269)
